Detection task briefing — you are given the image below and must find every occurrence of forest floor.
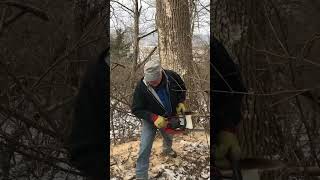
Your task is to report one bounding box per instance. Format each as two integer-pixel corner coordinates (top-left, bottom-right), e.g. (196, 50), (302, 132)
(110, 131), (210, 180)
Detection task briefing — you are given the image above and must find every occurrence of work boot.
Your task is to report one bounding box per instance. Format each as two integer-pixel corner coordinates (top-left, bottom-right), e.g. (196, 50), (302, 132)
(161, 149), (177, 158)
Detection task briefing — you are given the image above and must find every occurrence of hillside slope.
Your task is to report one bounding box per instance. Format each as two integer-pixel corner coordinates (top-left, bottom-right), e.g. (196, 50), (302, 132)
(110, 131), (210, 179)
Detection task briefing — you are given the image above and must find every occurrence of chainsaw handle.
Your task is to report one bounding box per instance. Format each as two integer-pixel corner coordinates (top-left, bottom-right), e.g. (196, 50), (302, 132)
(166, 115), (187, 130)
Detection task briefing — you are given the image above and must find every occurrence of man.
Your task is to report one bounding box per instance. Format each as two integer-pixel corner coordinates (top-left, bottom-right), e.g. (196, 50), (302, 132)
(131, 59), (187, 179)
(68, 49), (109, 179)
(212, 37), (246, 169)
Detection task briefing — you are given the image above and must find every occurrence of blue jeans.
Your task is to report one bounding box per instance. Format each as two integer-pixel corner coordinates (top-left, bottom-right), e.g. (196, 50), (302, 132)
(136, 120), (173, 179)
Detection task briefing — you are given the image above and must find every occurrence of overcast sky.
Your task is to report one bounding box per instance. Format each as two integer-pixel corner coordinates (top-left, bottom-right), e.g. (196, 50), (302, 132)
(110, 0), (210, 45)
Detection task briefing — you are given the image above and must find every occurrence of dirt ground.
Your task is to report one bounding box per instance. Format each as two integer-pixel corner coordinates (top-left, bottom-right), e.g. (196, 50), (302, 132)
(110, 131), (210, 180)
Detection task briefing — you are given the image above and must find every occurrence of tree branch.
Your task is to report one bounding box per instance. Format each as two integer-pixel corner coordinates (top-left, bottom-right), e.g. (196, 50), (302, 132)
(111, 0), (134, 14)
(31, 15), (106, 90)
(0, 104), (59, 140)
(3, 10), (26, 28)
(138, 29), (157, 40)
(136, 46), (157, 69)
(247, 44), (320, 68)
(0, 5), (8, 33)
(0, 61), (60, 133)
(0, 0), (49, 21)
(111, 62), (126, 70)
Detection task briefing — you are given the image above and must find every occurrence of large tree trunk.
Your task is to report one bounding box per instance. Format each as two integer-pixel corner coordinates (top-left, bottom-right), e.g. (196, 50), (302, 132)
(211, 0), (320, 179)
(155, 0), (193, 77)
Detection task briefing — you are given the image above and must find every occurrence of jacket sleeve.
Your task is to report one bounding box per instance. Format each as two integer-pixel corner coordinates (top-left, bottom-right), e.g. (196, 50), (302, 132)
(171, 71), (187, 103)
(131, 84), (155, 124)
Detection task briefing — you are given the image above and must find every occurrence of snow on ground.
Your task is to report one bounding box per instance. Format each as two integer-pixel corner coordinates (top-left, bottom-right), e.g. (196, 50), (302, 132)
(110, 131), (210, 179)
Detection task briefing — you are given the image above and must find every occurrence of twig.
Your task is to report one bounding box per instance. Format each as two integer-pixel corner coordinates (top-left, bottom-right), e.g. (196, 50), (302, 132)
(198, 1), (210, 12)
(263, 4), (289, 56)
(111, 62), (126, 69)
(210, 63), (234, 92)
(211, 86), (320, 96)
(46, 96), (75, 112)
(247, 44), (320, 68)
(269, 91), (307, 107)
(122, 146), (133, 164)
(78, 35), (109, 49)
(110, 94), (131, 107)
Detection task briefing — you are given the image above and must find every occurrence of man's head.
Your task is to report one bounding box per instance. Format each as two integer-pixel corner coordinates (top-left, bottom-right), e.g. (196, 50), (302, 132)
(144, 59), (162, 87)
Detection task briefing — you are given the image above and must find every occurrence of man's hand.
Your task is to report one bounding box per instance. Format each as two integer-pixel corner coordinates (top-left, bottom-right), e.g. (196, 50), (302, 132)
(176, 102), (186, 114)
(214, 130), (241, 168)
(152, 115), (168, 129)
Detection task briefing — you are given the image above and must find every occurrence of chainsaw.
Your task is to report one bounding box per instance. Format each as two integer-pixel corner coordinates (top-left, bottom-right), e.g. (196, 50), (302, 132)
(166, 112), (206, 132)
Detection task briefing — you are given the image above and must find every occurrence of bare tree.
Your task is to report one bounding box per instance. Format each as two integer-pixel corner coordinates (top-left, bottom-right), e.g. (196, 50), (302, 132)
(211, 0), (320, 179)
(110, 0), (159, 144)
(0, 0), (108, 179)
(155, 0), (193, 76)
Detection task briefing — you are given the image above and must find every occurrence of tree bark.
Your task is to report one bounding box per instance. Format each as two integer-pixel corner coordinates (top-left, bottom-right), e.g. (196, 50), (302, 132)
(155, 0), (193, 77)
(130, 0), (140, 90)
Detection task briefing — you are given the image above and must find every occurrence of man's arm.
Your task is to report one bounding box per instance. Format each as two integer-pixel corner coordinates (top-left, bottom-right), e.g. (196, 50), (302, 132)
(131, 84), (155, 124)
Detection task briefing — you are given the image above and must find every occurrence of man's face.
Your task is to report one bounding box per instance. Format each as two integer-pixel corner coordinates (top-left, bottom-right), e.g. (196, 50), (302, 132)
(148, 72), (162, 87)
